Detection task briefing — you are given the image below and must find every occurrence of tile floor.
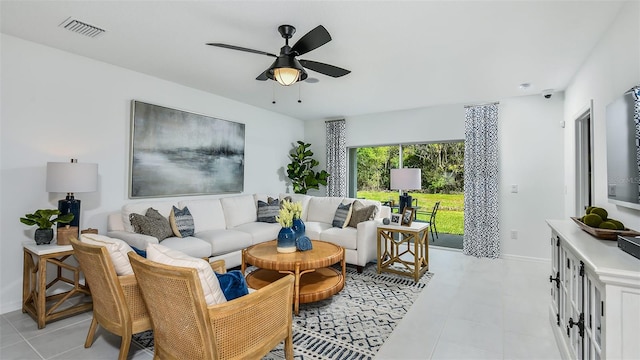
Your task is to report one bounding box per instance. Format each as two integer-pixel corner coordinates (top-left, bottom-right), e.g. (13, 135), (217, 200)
(0, 247), (561, 359)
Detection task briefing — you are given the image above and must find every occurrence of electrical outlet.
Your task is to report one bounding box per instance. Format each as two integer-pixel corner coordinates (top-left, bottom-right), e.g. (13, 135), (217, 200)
(510, 184), (518, 193)
(510, 230), (518, 240)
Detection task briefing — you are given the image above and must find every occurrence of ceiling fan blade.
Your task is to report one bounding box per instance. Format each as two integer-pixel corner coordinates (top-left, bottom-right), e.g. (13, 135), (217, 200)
(291, 25), (331, 56)
(256, 69), (270, 81)
(299, 59), (351, 78)
(206, 43), (277, 57)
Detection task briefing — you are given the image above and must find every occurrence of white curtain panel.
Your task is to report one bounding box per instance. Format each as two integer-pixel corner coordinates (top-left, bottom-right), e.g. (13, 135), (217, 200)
(326, 119), (347, 197)
(463, 103), (500, 258)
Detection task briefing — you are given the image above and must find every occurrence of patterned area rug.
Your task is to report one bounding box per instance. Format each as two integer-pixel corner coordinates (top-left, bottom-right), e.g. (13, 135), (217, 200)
(132, 263), (433, 359)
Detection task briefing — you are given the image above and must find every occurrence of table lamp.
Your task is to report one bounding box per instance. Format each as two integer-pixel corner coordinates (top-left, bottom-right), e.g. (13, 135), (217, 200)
(390, 168), (421, 213)
(46, 159), (98, 234)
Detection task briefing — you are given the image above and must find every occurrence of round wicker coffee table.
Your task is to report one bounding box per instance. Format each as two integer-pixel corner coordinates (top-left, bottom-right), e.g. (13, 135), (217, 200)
(241, 240), (345, 314)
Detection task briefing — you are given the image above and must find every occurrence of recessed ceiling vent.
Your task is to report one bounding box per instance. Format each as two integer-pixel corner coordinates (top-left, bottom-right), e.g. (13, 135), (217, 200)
(59, 17), (105, 38)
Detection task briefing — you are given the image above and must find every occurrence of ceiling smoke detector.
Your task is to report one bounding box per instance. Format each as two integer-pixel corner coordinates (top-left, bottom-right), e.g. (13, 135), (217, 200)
(59, 17), (105, 38)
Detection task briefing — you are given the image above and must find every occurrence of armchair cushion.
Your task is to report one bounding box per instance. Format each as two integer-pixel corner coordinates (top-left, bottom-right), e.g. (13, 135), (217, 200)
(214, 270), (249, 301)
(146, 243), (227, 306)
(80, 233), (134, 276)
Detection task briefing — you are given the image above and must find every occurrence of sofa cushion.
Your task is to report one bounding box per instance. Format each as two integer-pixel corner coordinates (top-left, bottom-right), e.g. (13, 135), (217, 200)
(332, 202), (353, 228)
(220, 195), (257, 228)
(129, 208), (174, 241)
(256, 198), (279, 223)
(347, 200), (378, 228)
(169, 206), (195, 237)
(320, 227), (358, 250)
(146, 244), (226, 306)
(303, 221), (333, 240)
(233, 222), (280, 245)
(194, 229), (253, 256)
(121, 201), (174, 233)
(80, 233), (134, 276)
(158, 236), (212, 259)
(178, 199), (226, 232)
(307, 197), (344, 224)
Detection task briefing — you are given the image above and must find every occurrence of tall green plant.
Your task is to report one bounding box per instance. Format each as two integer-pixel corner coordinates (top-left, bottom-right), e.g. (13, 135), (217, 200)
(286, 141), (330, 194)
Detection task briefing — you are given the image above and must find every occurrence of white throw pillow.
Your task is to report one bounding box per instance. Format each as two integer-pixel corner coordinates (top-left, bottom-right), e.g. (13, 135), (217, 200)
(146, 244), (227, 306)
(80, 234), (134, 276)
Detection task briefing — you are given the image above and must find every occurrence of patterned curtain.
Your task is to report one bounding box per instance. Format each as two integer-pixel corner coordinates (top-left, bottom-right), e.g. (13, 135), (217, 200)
(632, 86), (640, 201)
(326, 119), (347, 197)
(463, 103), (500, 258)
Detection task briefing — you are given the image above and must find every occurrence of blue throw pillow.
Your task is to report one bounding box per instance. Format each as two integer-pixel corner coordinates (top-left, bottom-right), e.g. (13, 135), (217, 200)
(215, 270), (249, 301)
(130, 245), (147, 258)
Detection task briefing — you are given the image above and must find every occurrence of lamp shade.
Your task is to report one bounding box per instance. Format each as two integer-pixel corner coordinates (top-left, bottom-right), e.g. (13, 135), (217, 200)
(46, 161), (98, 193)
(390, 168), (421, 191)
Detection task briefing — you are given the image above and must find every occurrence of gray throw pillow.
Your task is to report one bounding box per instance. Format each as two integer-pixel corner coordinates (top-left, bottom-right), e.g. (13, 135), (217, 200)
(169, 206), (195, 238)
(332, 202), (353, 228)
(348, 200), (378, 228)
(257, 198), (280, 223)
(129, 207), (173, 241)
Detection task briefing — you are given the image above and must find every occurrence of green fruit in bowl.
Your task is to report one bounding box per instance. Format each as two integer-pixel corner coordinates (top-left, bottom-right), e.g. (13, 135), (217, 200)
(598, 221), (617, 230)
(585, 206), (594, 214)
(590, 207), (608, 220)
(607, 219), (625, 230)
(583, 213), (603, 227)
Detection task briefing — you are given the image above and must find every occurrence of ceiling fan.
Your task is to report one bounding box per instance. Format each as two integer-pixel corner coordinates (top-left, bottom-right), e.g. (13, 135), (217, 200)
(207, 25), (351, 86)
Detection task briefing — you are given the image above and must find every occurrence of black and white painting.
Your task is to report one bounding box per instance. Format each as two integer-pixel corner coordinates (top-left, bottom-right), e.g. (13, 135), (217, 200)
(129, 101), (245, 198)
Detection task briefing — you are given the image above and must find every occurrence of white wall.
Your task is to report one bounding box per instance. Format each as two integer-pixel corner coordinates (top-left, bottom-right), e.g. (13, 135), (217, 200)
(305, 96), (565, 260)
(563, 0), (640, 227)
(0, 35), (304, 313)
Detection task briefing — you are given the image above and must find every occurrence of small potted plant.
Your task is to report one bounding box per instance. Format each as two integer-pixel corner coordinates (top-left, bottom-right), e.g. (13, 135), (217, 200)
(20, 209), (74, 245)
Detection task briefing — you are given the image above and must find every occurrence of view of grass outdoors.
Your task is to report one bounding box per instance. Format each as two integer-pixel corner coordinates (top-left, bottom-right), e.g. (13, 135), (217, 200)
(354, 143), (465, 235)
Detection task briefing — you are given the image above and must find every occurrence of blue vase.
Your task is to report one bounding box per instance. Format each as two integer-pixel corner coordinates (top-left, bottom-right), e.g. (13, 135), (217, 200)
(277, 227), (297, 253)
(292, 218), (306, 239)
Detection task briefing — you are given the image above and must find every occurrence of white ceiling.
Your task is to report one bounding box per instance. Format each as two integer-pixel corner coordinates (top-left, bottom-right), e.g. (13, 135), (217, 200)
(0, 1), (625, 121)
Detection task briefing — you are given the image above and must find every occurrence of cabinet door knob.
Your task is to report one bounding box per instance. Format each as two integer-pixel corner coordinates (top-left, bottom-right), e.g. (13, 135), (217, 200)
(549, 273), (560, 288)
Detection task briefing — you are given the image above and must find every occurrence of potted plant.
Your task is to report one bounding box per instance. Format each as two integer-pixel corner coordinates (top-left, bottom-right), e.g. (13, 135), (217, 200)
(286, 141), (330, 194)
(20, 209), (74, 245)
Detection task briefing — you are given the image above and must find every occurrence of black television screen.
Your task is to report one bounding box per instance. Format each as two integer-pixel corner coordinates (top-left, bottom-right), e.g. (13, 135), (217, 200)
(605, 86), (640, 210)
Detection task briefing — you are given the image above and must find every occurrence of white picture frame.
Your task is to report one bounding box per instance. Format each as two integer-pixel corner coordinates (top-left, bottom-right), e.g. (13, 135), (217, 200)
(390, 213), (401, 225)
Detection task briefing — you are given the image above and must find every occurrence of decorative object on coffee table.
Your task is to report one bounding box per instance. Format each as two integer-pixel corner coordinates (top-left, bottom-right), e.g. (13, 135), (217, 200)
(19, 209), (74, 245)
(276, 204), (296, 253)
(295, 235), (313, 251)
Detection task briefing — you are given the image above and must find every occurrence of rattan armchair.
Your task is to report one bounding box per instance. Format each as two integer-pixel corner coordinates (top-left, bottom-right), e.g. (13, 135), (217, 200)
(69, 237), (151, 360)
(128, 252), (295, 360)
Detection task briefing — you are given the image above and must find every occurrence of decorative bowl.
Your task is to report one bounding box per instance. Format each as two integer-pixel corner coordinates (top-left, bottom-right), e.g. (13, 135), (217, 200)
(570, 217), (640, 240)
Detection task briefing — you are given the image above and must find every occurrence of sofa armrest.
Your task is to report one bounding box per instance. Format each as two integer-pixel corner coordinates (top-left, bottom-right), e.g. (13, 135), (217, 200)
(354, 219), (382, 266)
(107, 230), (159, 250)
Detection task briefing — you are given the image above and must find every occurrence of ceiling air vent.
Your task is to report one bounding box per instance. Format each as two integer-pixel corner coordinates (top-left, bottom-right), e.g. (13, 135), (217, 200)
(59, 17), (105, 38)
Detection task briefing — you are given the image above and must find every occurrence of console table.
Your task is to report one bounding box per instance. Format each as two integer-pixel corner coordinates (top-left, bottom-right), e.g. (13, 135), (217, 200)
(22, 241), (92, 329)
(377, 222), (429, 282)
(546, 220), (640, 360)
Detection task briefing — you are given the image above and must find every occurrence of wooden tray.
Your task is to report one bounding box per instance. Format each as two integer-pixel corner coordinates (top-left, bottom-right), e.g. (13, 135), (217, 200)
(571, 217), (640, 240)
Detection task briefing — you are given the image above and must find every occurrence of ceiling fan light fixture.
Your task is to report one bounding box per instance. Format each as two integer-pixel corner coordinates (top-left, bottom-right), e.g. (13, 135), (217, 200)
(274, 67), (300, 86)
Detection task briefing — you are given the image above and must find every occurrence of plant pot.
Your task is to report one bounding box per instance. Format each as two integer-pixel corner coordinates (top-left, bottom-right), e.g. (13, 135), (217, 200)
(34, 228), (54, 245)
(277, 227), (296, 253)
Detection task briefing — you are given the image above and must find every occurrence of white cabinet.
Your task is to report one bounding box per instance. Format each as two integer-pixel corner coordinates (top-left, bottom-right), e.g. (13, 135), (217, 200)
(547, 220), (640, 360)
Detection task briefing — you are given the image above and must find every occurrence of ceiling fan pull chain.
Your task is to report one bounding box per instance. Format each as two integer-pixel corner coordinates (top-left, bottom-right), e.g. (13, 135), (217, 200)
(272, 82), (277, 104)
(298, 83), (302, 103)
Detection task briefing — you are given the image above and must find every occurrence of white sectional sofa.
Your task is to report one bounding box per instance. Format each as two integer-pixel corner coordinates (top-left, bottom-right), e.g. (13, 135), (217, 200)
(107, 193), (391, 272)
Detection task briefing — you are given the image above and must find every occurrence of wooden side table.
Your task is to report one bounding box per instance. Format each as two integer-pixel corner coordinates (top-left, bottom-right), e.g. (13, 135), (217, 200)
(377, 222), (429, 282)
(22, 241), (92, 329)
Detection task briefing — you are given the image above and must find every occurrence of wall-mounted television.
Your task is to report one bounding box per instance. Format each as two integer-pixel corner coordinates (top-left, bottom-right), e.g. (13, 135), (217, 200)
(605, 86), (640, 210)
